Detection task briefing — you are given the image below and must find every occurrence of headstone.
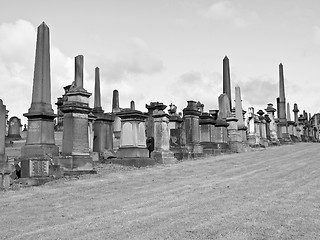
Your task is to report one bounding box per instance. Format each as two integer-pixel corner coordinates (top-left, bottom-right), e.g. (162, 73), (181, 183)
(257, 110), (268, 147)
(151, 105), (177, 164)
(286, 102), (297, 141)
(168, 104), (187, 160)
(113, 107), (154, 167)
(183, 101), (203, 157)
(247, 107), (259, 147)
(7, 116), (22, 140)
(20, 22), (59, 178)
(54, 55), (94, 173)
(265, 103), (280, 145)
(199, 112), (216, 155)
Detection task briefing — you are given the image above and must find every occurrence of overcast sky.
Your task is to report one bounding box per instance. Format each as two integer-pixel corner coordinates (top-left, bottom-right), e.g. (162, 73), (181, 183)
(1, 0), (320, 124)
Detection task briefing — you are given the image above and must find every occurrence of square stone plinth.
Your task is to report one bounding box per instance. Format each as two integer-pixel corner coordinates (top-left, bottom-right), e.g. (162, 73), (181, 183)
(151, 150), (177, 164)
(20, 157), (50, 178)
(21, 144), (59, 158)
(116, 147), (149, 158)
(53, 155), (93, 172)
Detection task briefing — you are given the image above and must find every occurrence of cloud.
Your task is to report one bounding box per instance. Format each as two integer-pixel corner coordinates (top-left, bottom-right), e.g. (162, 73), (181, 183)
(199, 1), (256, 28)
(0, 20), (73, 123)
(237, 76), (278, 109)
(312, 25), (320, 45)
(100, 38), (164, 82)
(201, 1), (235, 20)
(168, 71), (222, 112)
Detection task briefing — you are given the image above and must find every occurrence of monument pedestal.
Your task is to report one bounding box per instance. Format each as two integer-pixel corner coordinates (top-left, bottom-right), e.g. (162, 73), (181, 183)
(151, 150), (177, 164)
(53, 155), (94, 172)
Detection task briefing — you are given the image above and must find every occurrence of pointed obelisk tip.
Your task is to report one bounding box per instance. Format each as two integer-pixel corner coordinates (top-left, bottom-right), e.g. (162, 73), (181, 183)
(279, 62), (283, 67)
(223, 55), (229, 60)
(39, 21), (48, 28)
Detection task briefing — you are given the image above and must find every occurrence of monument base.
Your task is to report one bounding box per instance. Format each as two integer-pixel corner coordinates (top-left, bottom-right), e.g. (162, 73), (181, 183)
(20, 157), (50, 178)
(0, 162), (13, 190)
(53, 155), (93, 173)
(247, 134), (260, 147)
(116, 147), (149, 158)
(186, 144), (203, 158)
(170, 146), (189, 160)
(110, 157), (155, 168)
(151, 150), (177, 164)
(21, 144), (59, 158)
(229, 141), (246, 153)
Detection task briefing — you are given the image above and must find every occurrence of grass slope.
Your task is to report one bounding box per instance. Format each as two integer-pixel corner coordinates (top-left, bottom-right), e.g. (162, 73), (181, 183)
(1, 143), (320, 239)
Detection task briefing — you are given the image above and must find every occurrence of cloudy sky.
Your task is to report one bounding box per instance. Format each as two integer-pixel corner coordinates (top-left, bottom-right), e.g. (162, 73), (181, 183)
(1, 0), (320, 124)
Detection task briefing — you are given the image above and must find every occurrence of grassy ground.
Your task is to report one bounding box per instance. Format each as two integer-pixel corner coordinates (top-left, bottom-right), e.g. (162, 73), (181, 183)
(1, 142), (320, 239)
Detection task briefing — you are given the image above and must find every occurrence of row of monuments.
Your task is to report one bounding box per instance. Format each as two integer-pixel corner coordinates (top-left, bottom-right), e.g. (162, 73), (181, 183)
(0, 22), (319, 189)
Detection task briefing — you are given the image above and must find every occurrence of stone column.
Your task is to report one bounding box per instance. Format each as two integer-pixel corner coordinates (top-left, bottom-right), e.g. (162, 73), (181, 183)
(199, 113), (216, 155)
(277, 63), (290, 142)
(112, 90), (121, 150)
(286, 102), (296, 141)
(223, 56), (232, 110)
(265, 103), (280, 145)
(183, 101), (203, 157)
(55, 55), (94, 173)
(92, 67), (115, 154)
(0, 100), (6, 162)
(151, 107), (177, 164)
(235, 85), (247, 142)
(247, 107), (258, 147)
(20, 22), (59, 178)
(168, 105), (187, 160)
(257, 110), (268, 147)
(0, 100), (11, 189)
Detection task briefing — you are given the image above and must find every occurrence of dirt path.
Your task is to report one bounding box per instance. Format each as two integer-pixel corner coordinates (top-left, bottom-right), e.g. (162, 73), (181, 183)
(1, 143), (320, 240)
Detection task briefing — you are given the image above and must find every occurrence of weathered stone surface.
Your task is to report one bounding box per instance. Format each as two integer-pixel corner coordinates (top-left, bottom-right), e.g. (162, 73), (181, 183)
(7, 116), (22, 140)
(183, 101), (203, 157)
(223, 56), (232, 110)
(20, 23), (59, 177)
(0, 100), (6, 162)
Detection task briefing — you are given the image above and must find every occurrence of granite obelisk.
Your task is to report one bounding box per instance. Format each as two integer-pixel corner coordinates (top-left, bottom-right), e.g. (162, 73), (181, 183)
(276, 63), (290, 142)
(20, 22), (59, 177)
(223, 56), (232, 110)
(92, 67), (114, 153)
(93, 67), (103, 114)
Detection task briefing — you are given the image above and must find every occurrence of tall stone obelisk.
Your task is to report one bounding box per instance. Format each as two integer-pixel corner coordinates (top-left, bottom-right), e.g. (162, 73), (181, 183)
(92, 67), (114, 153)
(276, 63), (290, 142)
(223, 56), (232, 110)
(93, 67), (103, 114)
(234, 85), (247, 142)
(21, 22), (59, 178)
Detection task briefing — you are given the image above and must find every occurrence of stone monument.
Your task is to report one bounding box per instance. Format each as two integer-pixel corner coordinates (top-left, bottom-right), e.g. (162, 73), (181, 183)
(7, 116), (22, 140)
(150, 104), (177, 164)
(92, 67), (115, 154)
(276, 63), (290, 143)
(54, 55), (94, 173)
(183, 101), (203, 158)
(20, 22), (59, 178)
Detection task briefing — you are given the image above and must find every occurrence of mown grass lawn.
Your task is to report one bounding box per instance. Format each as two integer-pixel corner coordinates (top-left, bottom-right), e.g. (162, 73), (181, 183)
(1, 142), (320, 240)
